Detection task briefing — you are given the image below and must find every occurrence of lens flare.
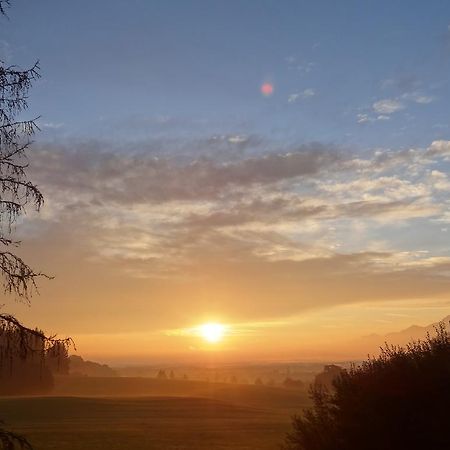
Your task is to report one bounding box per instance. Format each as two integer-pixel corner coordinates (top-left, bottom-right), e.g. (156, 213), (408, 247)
(261, 82), (274, 96)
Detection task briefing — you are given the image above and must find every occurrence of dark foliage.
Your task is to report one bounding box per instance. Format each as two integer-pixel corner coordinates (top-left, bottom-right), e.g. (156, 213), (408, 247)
(284, 323), (450, 450)
(313, 364), (344, 391)
(156, 369), (168, 380)
(0, 425), (32, 450)
(0, 316), (72, 449)
(68, 355), (116, 377)
(0, 316), (72, 395)
(0, 55), (44, 298)
(0, 1), (9, 16)
(0, 2), (71, 448)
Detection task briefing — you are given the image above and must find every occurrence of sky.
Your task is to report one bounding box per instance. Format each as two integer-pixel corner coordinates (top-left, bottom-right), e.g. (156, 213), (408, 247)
(2, 0), (450, 364)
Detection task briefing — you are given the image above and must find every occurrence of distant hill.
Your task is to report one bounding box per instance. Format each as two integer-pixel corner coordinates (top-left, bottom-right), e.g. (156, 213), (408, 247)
(355, 315), (450, 354)
(69, 355), (117, 377)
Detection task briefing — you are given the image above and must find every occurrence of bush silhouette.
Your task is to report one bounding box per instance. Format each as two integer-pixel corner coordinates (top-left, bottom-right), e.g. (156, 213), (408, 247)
(284, 322), (450, 450)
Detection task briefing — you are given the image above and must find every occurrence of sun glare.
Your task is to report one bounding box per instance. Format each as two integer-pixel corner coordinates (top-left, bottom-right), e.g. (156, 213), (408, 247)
(199, 323), (226, 343)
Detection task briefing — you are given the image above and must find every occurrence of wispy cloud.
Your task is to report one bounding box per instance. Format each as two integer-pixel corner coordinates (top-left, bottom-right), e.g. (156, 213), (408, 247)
(373, 99), (405, 114)
(402, 92), (434, 104)
(288, 88), (316, 103)
(357, 113), (390, 124)
(285, 56), (315, 73)
(360, 88), (434, 124)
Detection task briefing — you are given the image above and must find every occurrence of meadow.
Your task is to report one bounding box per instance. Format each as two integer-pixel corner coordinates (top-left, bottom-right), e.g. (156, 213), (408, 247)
(0, 377), (310, 449)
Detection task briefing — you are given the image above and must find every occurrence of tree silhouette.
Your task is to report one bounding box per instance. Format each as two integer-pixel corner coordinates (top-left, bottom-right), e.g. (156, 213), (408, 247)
(283, 323), (450, 450)
(0, 0), (8, 15)
(156, 369), (168, 380)
(0, 1), (71, 447)
(0, 16), (44, 298)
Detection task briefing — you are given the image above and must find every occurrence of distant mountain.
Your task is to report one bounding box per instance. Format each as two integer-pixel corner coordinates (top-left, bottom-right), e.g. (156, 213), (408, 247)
(381, 315), (450, 344)
(384, 315), (450, 343)
(353, 315), (450, 355)
(69, 355), (117, 377)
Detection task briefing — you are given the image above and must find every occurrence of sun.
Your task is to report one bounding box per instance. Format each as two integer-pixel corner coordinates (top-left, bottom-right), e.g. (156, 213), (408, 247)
(199, 323), (226, 343)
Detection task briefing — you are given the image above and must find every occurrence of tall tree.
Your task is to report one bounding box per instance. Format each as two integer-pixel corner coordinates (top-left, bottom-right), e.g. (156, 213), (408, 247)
(0, 1), (70, 447)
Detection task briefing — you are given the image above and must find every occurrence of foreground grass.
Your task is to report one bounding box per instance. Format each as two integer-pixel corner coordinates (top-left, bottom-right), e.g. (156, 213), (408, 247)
(0, 397), (289, 449)
(0, 378), (310, 449)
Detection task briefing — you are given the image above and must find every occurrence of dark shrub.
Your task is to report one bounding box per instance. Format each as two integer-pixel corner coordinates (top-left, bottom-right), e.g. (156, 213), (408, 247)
(284, 322), (450, 450)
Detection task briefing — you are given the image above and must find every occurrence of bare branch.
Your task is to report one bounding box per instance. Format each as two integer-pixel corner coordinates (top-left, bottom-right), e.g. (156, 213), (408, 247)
(0, 252), (51, 299)
(0, 0), (10, 17)
(0, 55), (45, 298)
(0, 426), (33, 450)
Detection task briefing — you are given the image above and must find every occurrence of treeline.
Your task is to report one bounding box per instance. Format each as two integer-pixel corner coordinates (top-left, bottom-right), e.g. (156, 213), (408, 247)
(0, 328), (69, 395)
(154, 368), (305, 388)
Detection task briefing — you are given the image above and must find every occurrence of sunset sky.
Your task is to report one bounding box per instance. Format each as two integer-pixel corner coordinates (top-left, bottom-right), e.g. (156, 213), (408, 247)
(3, 0), (450, 363)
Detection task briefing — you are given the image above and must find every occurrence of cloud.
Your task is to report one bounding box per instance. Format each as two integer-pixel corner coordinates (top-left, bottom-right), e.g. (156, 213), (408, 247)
(28, 138), (450, 240)
(429, 170), (450, 191)
(357, 113), (371, 124)
(11, 137), (450, 335)
(412, 95), (434, 104)
(286, 57), (315, 73)
(356, 113), (390, 124)
(298, 62), (315, 73)
(288, 88), (316, 103)
(365, 86), (434, 124)
(426, 140), (450, 158)
(285, 56), (296, 64)
(41, 122), (64, 130)
(401, 92), (434, 104)
(373, 99), (405, 114)
(30, 142), (343, 203)
(380, 75), (421, 94)
(302, 88), (315, 97)
(227, 135), (248, 144)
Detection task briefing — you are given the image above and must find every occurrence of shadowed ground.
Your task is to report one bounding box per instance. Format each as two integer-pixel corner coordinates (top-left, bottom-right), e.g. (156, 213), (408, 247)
(52, 376), (309, 412)
(0, 378), (310, 449)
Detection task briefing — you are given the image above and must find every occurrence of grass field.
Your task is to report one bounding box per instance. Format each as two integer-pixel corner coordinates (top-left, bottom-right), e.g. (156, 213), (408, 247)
(0, 377), (310, 449)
